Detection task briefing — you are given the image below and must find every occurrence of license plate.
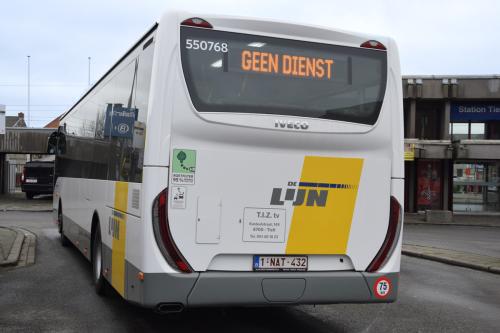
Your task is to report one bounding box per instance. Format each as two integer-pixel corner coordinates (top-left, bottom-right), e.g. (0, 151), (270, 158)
(253, 255), (308, 271)
(25, 179), (37, 183)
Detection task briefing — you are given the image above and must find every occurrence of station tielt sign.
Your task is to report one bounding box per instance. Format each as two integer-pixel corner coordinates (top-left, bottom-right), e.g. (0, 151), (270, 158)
(103, 103), (138, 139)
(451, 102), (500, 121)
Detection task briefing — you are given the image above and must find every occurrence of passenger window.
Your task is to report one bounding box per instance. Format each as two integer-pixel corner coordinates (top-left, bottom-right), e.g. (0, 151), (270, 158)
(60, 35), (155, 182)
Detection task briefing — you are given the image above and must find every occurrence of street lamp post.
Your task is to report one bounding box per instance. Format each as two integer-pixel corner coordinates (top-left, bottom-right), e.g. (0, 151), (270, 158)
(88, 56), (91, 86)
(27, 55), (30, 127)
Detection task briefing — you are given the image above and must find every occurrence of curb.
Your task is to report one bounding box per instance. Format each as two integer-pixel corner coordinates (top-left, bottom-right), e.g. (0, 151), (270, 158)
(1, 208), (53, 213)
(404, 221), (500, 228)
(402, 244), (500, 275)
(13, 227), (37, 267)
(0, 228), (25, 266)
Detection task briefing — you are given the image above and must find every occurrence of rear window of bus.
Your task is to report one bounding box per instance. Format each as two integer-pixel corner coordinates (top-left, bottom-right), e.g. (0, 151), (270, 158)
(180, 26), (387, 125)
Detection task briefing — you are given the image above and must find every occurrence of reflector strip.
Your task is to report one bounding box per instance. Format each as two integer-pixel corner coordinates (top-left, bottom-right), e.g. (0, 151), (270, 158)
(298, 182), (355, 189)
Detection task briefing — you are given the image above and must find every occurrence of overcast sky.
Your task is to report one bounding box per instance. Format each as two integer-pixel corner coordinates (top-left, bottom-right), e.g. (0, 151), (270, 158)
(1, 0), (499, 127)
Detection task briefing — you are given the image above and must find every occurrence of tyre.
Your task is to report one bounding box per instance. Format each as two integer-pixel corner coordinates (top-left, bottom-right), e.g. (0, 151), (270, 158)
(58, 204), (70, 247)
(92, 226), (107, 295)
(26, 192), (34, 199)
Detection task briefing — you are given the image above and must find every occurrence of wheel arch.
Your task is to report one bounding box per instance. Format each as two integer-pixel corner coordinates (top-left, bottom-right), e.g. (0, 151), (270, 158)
(90, 211), (101, 257)
(90, 210), (100, 242)
(57, 199), (63, 233)
(90, 210), (109, 295)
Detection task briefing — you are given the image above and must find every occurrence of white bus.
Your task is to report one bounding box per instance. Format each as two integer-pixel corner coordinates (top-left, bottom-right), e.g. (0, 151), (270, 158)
(51, 9), (404, 312)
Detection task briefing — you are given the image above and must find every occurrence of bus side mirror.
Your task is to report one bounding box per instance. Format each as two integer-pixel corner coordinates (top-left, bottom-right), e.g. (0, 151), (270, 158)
(47, 129), (66, 155)
(47, 132), (58, 154)
(58, 133), (66, 155)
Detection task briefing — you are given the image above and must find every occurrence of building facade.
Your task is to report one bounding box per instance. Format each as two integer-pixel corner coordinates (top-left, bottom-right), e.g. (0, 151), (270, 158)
(1, 112), (28, 193)
(403, 76), (500, 213)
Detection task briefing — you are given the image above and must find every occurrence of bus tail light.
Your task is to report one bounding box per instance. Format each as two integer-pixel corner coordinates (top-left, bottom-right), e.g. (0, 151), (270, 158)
(360, 40), (386, 51)
(366, 196), (402, 272)
(152, 189), (193, 273)
(181, 18), (213, 29)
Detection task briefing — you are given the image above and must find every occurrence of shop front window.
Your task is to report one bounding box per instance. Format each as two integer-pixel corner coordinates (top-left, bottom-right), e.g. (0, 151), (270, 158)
(453, 162), (500, 212)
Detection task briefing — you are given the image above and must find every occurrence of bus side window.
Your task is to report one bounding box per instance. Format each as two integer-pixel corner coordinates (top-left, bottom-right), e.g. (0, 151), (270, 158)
(104, 37), (154, 183)
(126, 38), (155, 183)
(58, 36), (155, 182)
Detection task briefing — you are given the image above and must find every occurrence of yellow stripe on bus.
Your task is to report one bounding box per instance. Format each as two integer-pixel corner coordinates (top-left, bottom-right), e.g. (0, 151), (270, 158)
(285, 156), (363, 254)
(112, 181), (128, 297)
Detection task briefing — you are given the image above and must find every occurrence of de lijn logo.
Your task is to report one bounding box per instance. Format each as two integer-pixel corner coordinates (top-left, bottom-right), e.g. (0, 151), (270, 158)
(270, 181), (328, 207)
(270, 181), (355, 207)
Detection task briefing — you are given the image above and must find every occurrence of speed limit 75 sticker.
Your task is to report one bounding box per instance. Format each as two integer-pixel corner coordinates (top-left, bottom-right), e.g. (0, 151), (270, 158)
(373, 277), (392, 299)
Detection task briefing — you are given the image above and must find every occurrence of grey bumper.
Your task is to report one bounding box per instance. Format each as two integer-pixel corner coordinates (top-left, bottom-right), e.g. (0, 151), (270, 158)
(136, 266), (399, 308)
(187, 271), (398, 306)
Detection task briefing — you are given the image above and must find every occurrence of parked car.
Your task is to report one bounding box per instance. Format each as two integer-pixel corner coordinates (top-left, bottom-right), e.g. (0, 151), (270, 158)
(21, 161), (55, 199)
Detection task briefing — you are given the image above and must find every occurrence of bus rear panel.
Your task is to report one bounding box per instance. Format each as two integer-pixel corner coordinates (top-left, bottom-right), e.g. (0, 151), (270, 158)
(141, 14), (403, 308)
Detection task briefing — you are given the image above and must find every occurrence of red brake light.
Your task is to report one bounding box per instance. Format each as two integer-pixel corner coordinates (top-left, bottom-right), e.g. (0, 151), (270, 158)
(21, 167), (26, 182)
(152, 189), (193, 273)
(181, 17), (213, 29)
(360, 40), (386, 51)
(366, 196), (402, 272)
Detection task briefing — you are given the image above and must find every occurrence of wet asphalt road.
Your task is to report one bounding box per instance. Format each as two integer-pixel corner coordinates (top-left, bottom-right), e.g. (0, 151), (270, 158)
(1, 211), (500, 332)
(404, 224), (500, 257)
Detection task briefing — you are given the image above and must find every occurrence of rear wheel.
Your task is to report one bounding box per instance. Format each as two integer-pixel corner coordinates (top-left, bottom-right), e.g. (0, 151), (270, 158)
(58, 204), (70, 247)
(26, 192), (34, 199)
(92, 226), (107, 295)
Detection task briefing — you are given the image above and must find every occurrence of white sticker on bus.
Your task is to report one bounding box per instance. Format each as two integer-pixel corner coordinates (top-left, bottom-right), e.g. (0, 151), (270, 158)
(243, 208), (286, 243)
(171, 186), (187, 209)
(171, 173), (195, 185)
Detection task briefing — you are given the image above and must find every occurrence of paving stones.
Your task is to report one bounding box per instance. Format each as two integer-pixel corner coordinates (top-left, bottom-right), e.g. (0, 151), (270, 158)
(0, 227), (25, 266)
(0, 227), (18, 261)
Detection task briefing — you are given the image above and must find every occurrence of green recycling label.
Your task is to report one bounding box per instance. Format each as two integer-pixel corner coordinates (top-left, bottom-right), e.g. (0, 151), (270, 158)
(172, 149), (196, 184)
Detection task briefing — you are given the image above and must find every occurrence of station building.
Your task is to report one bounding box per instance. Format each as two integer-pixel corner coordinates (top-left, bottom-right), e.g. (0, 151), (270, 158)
(403, 75), (500, 214)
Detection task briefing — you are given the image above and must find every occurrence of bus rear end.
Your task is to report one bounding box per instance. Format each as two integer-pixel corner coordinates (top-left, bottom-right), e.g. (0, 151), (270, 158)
(146, 14), (403, 309)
